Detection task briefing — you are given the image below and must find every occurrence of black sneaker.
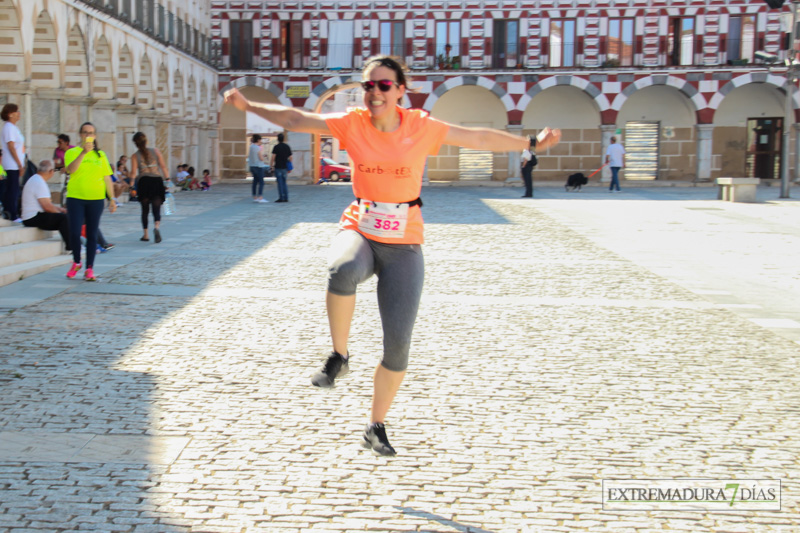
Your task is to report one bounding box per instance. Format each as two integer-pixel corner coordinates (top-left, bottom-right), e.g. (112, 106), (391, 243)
(361, 423), (396, 456)
(311, 351), (349, 387)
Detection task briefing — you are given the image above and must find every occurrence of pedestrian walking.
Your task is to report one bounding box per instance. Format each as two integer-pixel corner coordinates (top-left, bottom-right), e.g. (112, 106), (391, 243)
(605, 136), (625, 192)
(130, 132), (168, 243)
(1, 103), (26, 222)
(520, 147), (536, 198)
(224, 55), (561, 456)
(271, 133), (292, 202)
(21, 159), (71, 251)
(249, 134), (268, 203)
(64, 122), (117, 281)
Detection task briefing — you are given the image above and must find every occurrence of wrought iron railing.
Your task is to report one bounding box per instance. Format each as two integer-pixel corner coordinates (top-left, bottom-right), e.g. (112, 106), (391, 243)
(76, 0), (213, 66)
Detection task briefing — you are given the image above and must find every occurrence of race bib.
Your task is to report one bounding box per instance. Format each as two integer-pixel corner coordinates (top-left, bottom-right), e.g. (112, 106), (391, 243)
(357, 200), (409, 239)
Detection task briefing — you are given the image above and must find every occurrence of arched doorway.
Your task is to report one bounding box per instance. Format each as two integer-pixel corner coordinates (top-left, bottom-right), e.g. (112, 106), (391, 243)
(430, 85), (508, 181)
(714, 83), (785, 180)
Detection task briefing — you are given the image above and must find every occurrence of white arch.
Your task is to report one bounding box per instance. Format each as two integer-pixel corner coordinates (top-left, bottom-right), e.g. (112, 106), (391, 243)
(422, 76), (514, 113)
(221, 77), (294, 106)
(611, 74), (706, 112)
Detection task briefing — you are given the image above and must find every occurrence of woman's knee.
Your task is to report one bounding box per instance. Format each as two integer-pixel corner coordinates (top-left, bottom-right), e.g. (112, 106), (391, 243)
(380, 346), (410, 372)
(327, 259), (368, 295)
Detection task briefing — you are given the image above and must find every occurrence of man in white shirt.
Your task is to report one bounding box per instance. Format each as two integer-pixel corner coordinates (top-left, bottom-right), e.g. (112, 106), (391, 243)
(605, 136), (626, 192)
(21, 159), (70, 250)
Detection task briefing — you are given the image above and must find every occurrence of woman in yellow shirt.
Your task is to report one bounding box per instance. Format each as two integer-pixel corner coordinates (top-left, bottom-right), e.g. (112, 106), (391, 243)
(64, 122), (116, 281)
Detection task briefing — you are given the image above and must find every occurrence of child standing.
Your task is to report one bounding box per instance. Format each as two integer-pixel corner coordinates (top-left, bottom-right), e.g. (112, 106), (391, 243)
(163, 174), (176, 215)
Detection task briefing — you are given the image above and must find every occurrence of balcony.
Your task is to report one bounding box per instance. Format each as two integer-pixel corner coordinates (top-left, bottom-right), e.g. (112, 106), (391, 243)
(76, 0), (214, 66)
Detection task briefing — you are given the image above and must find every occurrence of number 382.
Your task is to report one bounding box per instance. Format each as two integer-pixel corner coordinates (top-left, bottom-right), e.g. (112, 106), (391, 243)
(374, 219), (400, 231)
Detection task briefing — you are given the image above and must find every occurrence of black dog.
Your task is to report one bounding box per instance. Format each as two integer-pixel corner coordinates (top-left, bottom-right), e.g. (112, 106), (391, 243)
(565, 172), (588, 191)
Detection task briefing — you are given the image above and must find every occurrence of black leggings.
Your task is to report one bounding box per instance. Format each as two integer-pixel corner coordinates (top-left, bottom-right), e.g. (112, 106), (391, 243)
(140, 197), (162, 229)
(327, 230), (424, 372)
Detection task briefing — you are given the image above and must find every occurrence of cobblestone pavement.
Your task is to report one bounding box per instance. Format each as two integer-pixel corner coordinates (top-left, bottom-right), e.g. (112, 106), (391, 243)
(1, 183), (799, 532)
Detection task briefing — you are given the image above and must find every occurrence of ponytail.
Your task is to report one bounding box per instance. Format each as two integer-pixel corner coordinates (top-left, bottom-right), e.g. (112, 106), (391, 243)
(132, 131), (152, 165)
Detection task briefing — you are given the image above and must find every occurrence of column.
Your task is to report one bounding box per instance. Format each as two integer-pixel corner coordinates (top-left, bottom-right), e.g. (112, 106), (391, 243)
(286, 131), (312, 184)
(695, 124), (714, 183)
(116, 104), (139, 160)
(794, 123), (800, 183)
(506, 124), (523, 182)
(600, 124), (616, 183)
(92, 101), (119, 163)
(29, 89), (62, 164)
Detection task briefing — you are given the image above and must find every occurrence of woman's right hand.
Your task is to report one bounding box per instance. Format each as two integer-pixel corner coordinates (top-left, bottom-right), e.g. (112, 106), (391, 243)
(83, 139), (95, 153)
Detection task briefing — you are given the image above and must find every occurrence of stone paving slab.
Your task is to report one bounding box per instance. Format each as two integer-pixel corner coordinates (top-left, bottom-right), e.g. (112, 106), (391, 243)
(0, 184), (799, 531)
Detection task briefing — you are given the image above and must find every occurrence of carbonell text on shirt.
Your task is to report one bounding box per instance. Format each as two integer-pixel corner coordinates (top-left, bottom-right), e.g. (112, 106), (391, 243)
(357, 163), (412, 177)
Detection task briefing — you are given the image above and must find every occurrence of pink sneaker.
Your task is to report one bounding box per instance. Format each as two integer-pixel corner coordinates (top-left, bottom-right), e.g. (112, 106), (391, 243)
(66, 263), (82, 279)
(84, 268), (97, 282)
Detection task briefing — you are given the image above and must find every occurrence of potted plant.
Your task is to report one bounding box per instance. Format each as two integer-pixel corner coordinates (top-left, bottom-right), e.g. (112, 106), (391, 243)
(451, 56), (460, 69)
(437, 54), (448, 69)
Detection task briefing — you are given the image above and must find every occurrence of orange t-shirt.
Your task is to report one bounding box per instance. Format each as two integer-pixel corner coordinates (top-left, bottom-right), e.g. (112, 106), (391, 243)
(325, 106), (450, 244)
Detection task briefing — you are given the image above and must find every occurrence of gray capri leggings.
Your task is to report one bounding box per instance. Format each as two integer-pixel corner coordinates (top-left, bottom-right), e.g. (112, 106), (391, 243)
(327, 230), (424, 372)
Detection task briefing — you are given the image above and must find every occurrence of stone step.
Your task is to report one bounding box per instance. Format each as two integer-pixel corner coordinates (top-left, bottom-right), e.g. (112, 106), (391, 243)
(0, 239), (65, 269)
(0, 254), (73, 288)
(0, 225), (53, 246)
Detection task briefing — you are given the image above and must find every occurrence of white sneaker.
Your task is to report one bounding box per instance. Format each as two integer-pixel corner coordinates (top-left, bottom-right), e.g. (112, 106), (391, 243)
(13, 218), (22, 223)
(258, 198), (268, 203)
(253, 198), (260, 203)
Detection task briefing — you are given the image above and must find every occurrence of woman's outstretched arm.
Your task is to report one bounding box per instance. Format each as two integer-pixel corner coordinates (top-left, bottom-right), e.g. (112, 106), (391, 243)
(224, 89), (332, 135)
(443, 124), (561, 152)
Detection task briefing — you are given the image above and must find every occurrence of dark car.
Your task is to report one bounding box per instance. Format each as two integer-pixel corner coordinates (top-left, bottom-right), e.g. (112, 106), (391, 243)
(320, 158), (351, 182)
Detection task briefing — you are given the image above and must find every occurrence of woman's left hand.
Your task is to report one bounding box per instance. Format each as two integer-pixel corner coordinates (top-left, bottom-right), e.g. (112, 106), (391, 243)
(108, 201), (117, 214)
(536, 128), (562, 151)
(224, 89), (249, 112)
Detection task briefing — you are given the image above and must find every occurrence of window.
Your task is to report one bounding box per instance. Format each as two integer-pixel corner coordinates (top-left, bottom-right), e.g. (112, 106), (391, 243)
(134, 0), (143, 26)
(493, 20), (519, 68)
(380, 21), (405, 57)
(230, 20), (253, 69)
(328, 21), (354, 69)
(146, 0), (155, 33)
(177, 17), (184, 47)
(280, 21), (303, 68)
(436, 21), (460, 57)
(167, 11), (174, 43)
(608, 18), (634, 66)
(157, 4), (165, 39)
(728, 15), (756, 63)
(549, 19), (575, 67)
(668, 17), (695, 66)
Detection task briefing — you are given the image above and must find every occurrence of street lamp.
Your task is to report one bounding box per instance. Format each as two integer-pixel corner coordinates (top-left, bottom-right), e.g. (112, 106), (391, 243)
(780, 1), (798, 198)
(764, 0), (797, 197)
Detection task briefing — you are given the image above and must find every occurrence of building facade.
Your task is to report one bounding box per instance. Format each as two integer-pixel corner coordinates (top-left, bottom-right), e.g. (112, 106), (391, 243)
(214, 0), (800, 184)
(0, 0), (218, 178)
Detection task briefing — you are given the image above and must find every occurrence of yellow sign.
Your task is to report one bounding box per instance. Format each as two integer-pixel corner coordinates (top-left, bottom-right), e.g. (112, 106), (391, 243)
(286, 85), (310, 98)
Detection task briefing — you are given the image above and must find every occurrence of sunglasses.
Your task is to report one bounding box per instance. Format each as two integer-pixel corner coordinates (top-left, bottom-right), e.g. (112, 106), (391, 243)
(361, 79), (398, 92)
